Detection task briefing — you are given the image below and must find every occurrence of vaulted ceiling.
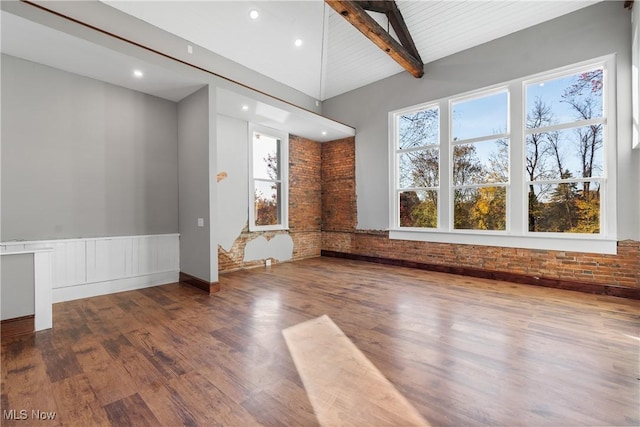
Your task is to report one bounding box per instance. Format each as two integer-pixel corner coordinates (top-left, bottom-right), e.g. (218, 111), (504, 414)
(103, 0), (602, 101)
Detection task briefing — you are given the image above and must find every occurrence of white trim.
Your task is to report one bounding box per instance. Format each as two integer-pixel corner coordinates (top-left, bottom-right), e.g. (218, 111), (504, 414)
(0, 248), (53, 256)
(389, 230), (617, 255)
(52, 271), (179, 303)
(525, 117), (606, 135)
(451, 133), (510, 146)
(1, 233), (180, 246)
(453, 182), (509, 190)
(526, 177), (604, 186)
(248, 123), (289, 232)
(33, 251), (53, 330)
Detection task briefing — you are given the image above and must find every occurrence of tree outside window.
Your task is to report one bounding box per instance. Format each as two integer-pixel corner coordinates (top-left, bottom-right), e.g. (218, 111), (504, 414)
(396, 106), (439, 228)
(249, 125), (288, 231)
(525, 68), (605, 234)
(390, 57), (613, 247)
(451, 90), (509, 231)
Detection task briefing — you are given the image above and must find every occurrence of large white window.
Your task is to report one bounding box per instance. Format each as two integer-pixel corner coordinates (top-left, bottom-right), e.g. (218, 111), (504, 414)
(451, 90), (509, 231)
(525, 66), (606, 234)
(389, 56), (617, 253)
(395, 105), (440, 228)
(248, 124), (288, 231)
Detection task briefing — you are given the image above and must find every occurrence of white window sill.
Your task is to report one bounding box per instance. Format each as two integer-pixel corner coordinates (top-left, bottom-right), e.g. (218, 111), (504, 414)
(389, 229), (617, 255)
(248, 225), (289, 233)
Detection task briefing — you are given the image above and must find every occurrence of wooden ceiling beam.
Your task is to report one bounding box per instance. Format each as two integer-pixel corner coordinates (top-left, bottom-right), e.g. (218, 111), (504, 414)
(326, 0), (424, 78)
(353, 0), (393, 14)
(624, 1), (633, 9)
(385, 1), (423, 65)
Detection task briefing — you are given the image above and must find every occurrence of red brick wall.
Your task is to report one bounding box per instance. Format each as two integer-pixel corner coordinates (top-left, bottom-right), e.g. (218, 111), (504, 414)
(320, 137), (640, 289)
(218, 135), (322, 272)
(321, 137), (357, 232)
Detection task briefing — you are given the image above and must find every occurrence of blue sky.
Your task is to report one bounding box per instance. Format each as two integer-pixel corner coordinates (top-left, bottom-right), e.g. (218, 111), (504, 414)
(446, 69), (603, 181)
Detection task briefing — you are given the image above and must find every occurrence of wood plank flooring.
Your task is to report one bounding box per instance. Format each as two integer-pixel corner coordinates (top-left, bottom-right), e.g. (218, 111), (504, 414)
(2, 257), (639, 426)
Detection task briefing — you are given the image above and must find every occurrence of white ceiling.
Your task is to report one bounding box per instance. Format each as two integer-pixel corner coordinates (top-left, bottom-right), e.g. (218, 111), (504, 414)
(0, 10), (354, 142)
(103, 0), (602, 101)
(0, 11), (206, 102)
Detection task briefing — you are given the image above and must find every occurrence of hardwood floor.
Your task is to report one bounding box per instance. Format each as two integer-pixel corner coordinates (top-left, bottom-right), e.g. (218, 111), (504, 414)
(2, 257), (639, 426)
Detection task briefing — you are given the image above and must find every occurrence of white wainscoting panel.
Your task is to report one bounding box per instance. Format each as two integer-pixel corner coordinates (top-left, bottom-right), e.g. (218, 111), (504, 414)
(1, 234), (179, 303)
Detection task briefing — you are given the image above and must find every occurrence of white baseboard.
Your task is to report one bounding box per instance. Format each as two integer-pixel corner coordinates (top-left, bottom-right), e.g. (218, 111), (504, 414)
(52, 271), (179, 303)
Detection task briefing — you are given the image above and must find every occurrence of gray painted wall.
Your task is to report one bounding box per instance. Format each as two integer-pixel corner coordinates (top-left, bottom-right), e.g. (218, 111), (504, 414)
(323, 2), (639, 240)
(0, 254), (34, 320)
(1, 54), (179, 241)
(178, 86), (212, 282)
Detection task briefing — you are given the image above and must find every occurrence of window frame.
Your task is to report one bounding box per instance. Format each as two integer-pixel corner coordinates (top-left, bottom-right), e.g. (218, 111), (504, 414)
(389, 55), (617, 254)
(248, 123), (289, 232)
(393, 102), (441, 230)
(449, 87), (511, 232)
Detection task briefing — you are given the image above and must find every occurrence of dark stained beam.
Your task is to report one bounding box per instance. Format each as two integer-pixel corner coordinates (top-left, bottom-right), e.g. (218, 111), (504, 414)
(326, 0), (424, 78)
(385, 1), (423, 65)
(624, 1), (633, 9)
(353, 0), (393, 14)
(354, 1), (422, 64)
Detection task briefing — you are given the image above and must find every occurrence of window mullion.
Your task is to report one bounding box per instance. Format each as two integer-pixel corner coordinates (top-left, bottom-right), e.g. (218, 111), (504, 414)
(440, 100), (451, 230)
(525, 117), (606, 135)
(509, 80), (525, 235)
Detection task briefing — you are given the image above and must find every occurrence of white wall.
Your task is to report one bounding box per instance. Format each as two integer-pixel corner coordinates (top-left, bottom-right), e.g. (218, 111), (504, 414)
(323, 2), (639, 240)
(216, 115), (249, 251)
(215, 114), (295, 262)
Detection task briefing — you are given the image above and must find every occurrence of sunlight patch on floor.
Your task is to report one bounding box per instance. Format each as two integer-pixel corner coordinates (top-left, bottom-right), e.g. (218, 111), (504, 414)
(283, 315), (431, 427)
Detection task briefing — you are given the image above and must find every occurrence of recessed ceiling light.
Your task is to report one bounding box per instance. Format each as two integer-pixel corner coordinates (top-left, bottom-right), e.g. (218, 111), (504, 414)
(133, 69), (143, 78)
(242, 105), (249, 111)
(294, 39), (303, 47)
(321, 131), (327, 136)
(249, 9), (259, 20)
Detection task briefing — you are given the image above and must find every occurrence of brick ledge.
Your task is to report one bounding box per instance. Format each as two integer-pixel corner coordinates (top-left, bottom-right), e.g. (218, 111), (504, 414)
(321, 250), (640, 300)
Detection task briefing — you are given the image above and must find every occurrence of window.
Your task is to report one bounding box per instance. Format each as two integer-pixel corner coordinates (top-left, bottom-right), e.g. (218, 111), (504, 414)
(395, 105), (439, 228)
(389, 56), (616, 253)
(248, 124), (288, 231)
(525, 67), (607, 234)
(451, 90), (509, 230)
(525, 67), (606, 234)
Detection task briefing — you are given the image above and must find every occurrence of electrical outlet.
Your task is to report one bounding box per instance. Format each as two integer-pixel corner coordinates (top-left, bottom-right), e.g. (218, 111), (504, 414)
(187, 45), (193, 54)
(197, 218), (204, 227)
(265, 259), (272, 267)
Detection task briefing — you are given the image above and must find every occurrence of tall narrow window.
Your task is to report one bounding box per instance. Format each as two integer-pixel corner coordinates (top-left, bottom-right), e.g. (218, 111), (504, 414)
(451, 90), (509, 231)
(394, 105), (440, 228)
(525, 67), (605, 234)
(248, 124), (288, 231)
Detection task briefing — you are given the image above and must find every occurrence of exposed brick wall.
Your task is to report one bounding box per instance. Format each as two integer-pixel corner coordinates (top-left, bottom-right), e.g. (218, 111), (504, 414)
(218, 228), (321, 273)
(323, 231), (640, 288)
(219, 135), (322, 272)
(321, 137), (357, 232)
(320, 135), (640, 289)
(290, 135), (322, 233)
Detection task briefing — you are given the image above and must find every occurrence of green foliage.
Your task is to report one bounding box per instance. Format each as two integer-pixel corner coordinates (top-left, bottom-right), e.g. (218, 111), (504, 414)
(400, 191), (437, 228)
(255, 189), (278, 226)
